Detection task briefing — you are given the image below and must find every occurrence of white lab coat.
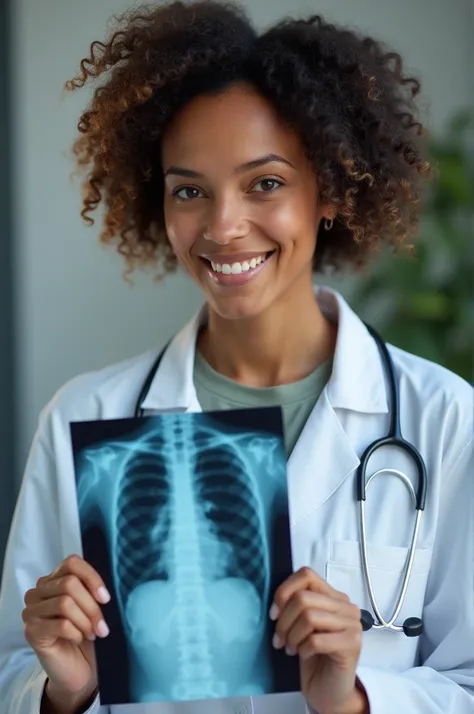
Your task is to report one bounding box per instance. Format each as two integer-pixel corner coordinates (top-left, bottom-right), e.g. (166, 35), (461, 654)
(0, 287), (473, 714)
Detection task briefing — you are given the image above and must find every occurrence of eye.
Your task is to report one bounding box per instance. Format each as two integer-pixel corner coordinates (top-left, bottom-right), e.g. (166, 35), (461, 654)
(252, 178), (283, 193)
(173, 186), (204, 201)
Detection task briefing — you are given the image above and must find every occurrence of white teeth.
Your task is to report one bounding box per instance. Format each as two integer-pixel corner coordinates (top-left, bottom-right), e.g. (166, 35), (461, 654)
(208, 253), (268, 275)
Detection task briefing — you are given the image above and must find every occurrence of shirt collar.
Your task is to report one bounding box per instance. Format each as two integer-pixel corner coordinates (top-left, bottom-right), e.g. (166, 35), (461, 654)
(140, 286), (388, 414)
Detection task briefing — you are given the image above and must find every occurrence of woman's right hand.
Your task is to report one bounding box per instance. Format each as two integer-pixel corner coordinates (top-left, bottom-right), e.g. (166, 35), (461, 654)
(22, 554), (111, 710)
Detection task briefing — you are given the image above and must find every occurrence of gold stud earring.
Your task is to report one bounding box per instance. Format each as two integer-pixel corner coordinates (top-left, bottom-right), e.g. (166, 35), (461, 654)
(324, 218), (334, 231)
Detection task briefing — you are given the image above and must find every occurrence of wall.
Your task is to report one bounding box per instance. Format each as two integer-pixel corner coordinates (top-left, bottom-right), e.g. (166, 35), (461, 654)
(11, 0), (473, 471)
(0, 0), (15, 568)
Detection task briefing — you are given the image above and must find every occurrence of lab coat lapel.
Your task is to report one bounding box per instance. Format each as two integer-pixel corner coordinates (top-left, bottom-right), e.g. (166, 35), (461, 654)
(140, 307), (205, 413)
(286, 287), (389, 526)
(287, 390), (359, 526)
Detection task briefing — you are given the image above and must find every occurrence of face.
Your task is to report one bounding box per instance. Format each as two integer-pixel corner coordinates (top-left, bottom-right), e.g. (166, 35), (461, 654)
(162, 82), (331, 321)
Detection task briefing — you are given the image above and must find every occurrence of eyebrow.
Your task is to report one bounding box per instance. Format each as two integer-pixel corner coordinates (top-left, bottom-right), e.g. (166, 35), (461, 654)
(164, 153), (295, 179)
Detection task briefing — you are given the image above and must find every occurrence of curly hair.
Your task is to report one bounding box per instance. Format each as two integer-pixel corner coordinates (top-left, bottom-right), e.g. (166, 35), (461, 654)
(65, 0), (432, 275)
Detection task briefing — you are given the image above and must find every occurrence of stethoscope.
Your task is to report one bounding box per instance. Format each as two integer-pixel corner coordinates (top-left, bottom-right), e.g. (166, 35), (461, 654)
(133, 323), (427, 638)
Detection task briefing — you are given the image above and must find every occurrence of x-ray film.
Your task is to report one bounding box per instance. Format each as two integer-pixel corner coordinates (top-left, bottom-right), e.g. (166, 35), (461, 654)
(70, 407), (299, 706)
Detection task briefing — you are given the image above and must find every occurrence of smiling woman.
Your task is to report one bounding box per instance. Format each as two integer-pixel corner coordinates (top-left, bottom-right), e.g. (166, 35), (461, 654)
(60, 0), (432, 377)
(0, 2), (473, 714)
(65, 1), (431, 281)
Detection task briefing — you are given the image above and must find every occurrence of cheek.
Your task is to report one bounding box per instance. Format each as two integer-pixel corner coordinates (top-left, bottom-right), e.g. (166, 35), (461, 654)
(262, 196), (317, 252)
(164, 209), (197, 259)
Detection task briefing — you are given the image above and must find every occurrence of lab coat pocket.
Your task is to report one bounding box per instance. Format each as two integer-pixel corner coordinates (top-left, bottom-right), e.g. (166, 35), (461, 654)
(325, 539), (433, 670)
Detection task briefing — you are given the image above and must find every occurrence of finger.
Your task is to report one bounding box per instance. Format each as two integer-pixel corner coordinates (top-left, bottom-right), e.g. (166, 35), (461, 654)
(282, 611), (357, 654)
(25, 556), (110, 608)
(54, 555), (111, 605)
(270, 567), (348, 620)
(275, 591), (340, 640)
(35, 572), (104, 609)
(297, 628), (362, 662)
(25, 616), (85, 648)
(25, 574), (108, 637)
(23, 595), (107, 641)
(24, 574), (56, 606)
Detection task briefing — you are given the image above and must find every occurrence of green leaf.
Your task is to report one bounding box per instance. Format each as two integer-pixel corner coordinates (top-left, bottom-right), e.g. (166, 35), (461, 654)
(403, 292), (451, 320)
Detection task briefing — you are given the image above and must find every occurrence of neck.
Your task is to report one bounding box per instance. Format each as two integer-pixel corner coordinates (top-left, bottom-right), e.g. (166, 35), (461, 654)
(198, 280), (337, 388)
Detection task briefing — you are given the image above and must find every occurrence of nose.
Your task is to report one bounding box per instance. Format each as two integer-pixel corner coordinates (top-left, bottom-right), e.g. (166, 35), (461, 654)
(203, 195), (250, 245)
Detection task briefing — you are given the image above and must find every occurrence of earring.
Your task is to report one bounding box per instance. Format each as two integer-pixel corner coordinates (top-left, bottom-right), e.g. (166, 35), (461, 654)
(324, 218), (334, 231)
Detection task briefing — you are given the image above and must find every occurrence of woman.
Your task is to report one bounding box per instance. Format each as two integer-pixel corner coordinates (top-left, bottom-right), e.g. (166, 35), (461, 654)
(0, 2), (472, 713)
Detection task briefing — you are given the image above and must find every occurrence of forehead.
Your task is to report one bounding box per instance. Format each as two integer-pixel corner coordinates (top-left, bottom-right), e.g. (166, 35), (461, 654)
(161, 83), (305, 168)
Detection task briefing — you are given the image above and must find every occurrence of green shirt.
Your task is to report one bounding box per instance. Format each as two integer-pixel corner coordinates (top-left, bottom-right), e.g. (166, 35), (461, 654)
(193, 351), (332, 458)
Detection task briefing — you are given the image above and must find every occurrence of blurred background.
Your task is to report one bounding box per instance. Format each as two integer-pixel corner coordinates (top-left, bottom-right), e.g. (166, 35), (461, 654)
(0, 0), (473, 571)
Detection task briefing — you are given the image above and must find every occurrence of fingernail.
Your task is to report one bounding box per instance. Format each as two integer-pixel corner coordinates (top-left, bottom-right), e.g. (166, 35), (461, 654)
(97, 586), (111, 604)
(96, 620), (110, 638)
(269, 603), (280, 621)
(285, 645), (296, 656)
(272, 633), (283, 649)
(87, 633), (96, 642)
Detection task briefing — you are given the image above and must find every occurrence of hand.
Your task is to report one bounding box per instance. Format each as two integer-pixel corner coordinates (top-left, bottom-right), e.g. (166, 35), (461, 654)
(22, 554), (111, 712)
(270, 567), (368, 714)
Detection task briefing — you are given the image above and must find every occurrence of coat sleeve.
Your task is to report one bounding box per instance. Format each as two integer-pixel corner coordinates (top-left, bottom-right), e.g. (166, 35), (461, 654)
(356, 435), (474, 713)
(0, 412), (103, 714)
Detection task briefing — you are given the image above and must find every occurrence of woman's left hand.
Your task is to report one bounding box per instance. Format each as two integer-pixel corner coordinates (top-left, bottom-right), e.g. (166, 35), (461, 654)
(270, 567), (369, 714)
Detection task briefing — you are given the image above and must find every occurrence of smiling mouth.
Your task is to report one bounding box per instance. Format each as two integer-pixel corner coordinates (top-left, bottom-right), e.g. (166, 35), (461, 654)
(201, 251), (274, 275)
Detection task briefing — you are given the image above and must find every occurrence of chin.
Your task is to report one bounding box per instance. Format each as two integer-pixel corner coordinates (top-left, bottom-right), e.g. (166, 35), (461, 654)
(208, 296), (267, 322)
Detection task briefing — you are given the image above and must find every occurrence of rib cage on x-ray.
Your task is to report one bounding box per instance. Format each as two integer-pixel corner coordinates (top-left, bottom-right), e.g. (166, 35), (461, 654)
(115, 416), (268, 609)
(76, 412), (284, 701)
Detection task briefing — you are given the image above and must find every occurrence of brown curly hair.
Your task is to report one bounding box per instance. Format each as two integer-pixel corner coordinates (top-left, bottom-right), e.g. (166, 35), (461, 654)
(66, 0), (432, 275)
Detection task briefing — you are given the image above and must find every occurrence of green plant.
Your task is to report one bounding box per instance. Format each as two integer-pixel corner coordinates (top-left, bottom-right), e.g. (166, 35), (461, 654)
(352, 109), (474, 382)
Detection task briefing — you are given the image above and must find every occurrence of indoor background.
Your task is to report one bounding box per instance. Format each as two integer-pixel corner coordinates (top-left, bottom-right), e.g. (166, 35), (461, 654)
(0, 0), (473, 571)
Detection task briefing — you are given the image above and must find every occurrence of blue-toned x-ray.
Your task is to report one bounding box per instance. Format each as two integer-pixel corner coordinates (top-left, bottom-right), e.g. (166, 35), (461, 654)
(70, 407), (299, 706)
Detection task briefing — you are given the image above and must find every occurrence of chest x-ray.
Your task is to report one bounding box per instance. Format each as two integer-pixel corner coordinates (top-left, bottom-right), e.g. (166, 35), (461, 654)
(70, 407), (299, 706)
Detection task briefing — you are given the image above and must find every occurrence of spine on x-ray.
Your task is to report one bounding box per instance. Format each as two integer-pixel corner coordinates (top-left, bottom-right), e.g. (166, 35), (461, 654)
(167, 417), (226, 700)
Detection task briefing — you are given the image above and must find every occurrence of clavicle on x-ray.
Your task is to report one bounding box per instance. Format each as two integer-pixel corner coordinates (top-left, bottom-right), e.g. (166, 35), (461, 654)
(73, 409), (296, 705)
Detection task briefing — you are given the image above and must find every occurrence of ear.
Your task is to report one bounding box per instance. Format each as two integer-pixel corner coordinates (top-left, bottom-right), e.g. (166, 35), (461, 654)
(321, 205), (337, 222)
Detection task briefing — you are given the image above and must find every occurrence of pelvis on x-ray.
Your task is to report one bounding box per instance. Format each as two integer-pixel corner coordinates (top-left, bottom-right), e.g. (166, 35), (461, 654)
(74, 410), (290, 704)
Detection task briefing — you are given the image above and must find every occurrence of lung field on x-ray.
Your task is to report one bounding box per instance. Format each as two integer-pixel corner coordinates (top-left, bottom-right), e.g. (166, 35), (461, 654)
(73, 408), (292, 705)
(115, 435), (171, 603)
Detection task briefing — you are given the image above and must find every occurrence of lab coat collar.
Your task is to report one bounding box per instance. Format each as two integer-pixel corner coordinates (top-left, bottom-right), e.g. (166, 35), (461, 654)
(318, 286), (388, 413)
(140, 285), (388, 414)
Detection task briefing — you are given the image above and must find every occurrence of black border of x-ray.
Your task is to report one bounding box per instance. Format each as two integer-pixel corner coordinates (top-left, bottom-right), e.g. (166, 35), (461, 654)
(0, 0), (17, 577)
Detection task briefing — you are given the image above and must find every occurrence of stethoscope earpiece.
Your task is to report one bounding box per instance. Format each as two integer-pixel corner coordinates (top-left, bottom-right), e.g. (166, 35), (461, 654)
(360, 609), (375, 632)
(402, 617), (423, 637)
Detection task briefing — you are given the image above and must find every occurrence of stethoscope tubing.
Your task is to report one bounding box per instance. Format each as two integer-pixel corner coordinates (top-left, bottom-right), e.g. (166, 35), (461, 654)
(357, 324), (427, 636)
